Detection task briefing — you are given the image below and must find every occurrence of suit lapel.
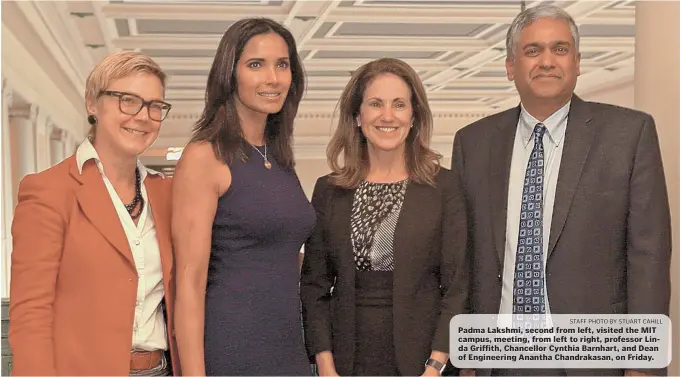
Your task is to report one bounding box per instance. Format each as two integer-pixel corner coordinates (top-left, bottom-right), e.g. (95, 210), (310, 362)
(547, 96), (595, 259)
(489, 107), (521, 267)
(70, 159), (135, 267)
(333, 187), (356, 283)
(145, 177), (173, 282)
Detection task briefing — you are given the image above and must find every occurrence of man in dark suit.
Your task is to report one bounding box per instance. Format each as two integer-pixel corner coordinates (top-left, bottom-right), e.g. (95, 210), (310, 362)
(451, 4), (672, 377)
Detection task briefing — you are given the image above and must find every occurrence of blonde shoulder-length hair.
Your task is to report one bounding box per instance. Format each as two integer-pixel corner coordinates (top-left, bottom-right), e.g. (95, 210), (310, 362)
(326, 57), (441, 189)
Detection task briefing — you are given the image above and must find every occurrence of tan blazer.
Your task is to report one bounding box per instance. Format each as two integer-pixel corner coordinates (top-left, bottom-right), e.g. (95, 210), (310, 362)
(9, 155), (179, 376)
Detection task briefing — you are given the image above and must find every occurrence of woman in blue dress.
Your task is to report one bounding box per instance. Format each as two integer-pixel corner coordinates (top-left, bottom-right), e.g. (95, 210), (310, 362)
(171, 18), (314, 376)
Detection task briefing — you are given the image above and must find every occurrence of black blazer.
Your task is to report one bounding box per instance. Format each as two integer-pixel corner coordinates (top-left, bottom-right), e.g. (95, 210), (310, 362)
(300, 167), (469, 376)
(452, 95), (671, 376)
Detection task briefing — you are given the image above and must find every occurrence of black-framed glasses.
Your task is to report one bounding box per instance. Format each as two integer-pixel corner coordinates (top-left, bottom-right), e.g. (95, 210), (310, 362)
(99, 90), (172, 121)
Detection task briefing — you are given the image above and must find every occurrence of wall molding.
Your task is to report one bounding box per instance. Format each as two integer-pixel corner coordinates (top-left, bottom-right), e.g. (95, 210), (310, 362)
(8, 104), (39, 122)
(2, 25), (86, 140)
(2, 78), (12, 106)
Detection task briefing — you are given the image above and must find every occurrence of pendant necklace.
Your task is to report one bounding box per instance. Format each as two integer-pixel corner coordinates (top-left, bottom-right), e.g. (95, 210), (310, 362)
(251, 143), (271, 169)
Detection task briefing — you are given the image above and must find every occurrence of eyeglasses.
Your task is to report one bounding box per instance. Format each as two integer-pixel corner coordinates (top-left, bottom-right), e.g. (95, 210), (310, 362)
(99, 90), (172, 122)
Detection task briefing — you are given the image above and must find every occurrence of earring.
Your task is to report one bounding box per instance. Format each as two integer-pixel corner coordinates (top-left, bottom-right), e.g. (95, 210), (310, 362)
(87, 114), (97, 126)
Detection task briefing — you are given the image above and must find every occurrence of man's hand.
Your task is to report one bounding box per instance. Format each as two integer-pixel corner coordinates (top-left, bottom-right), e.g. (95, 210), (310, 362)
(459, 369), (476, 376)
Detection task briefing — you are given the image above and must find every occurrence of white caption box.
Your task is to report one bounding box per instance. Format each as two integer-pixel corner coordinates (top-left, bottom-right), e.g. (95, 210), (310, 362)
(450, 314), (671, 369)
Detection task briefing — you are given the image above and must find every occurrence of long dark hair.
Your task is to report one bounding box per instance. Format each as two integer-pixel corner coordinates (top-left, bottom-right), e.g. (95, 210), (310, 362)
(191, 18), (305, 170)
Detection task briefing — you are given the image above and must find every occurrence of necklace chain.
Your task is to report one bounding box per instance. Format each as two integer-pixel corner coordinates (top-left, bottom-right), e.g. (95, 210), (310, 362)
(251, 143), (267, 159)
(251, 143), (272, 169)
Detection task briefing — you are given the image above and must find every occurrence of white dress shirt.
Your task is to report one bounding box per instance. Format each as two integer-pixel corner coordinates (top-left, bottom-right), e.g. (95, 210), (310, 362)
(498, 102), (570, 325)
(76, 139), (168, 351)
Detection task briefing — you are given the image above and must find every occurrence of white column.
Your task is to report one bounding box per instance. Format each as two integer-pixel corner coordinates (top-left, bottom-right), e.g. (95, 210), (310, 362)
(49, 126), (65, 165)
(61, 131), (71, 160)
(8, 104), (38, 207)
(2, 78), (14, 298)
(634, 2), (680, 375)
(64, 130), (79, 157)
(63, 132), (74, 159)
(35, 113), (51, 172)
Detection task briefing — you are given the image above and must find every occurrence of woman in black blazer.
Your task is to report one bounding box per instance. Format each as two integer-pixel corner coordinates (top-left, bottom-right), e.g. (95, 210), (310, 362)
(300, 58), (469, 377)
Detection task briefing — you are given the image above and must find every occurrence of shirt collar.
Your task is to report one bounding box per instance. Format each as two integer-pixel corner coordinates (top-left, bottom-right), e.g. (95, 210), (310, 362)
(519, 101), (570, 147)
(75, 138), (165, 181)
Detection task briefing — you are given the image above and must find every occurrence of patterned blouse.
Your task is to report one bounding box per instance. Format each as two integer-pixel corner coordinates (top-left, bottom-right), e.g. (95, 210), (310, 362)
(350, 179), (409, 271)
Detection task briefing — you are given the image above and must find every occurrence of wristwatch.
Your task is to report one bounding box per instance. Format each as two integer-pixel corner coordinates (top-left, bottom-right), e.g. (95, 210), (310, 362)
(425, 358), (446, 374)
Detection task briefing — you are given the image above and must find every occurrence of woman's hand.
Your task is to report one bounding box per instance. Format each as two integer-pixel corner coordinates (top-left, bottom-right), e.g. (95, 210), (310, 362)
(315, 350), (340, 376)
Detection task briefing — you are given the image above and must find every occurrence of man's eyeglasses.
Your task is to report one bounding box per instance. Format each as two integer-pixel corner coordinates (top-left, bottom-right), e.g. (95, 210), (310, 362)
(98, 90), (172, 122)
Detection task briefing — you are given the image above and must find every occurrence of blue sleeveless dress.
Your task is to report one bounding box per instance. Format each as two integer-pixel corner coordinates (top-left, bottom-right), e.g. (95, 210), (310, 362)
(203, 146), (315, 375)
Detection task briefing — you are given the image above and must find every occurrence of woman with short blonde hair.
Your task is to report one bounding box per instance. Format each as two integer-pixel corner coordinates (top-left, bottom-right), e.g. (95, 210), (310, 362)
(10, 51), (178, 376)
(84, 51), (167, 140)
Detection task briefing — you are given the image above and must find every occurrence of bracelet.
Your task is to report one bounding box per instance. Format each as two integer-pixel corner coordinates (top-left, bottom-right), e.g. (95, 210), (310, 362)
(425, 358), (446, 374)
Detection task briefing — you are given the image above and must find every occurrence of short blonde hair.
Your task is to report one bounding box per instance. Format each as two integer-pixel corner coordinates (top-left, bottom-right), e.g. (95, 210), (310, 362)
(85, 51), (166, 138)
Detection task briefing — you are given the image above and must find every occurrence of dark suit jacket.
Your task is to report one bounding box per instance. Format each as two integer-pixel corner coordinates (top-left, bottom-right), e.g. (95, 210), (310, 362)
(300, 168), (469, 376)
(451, 95), (672, 376)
